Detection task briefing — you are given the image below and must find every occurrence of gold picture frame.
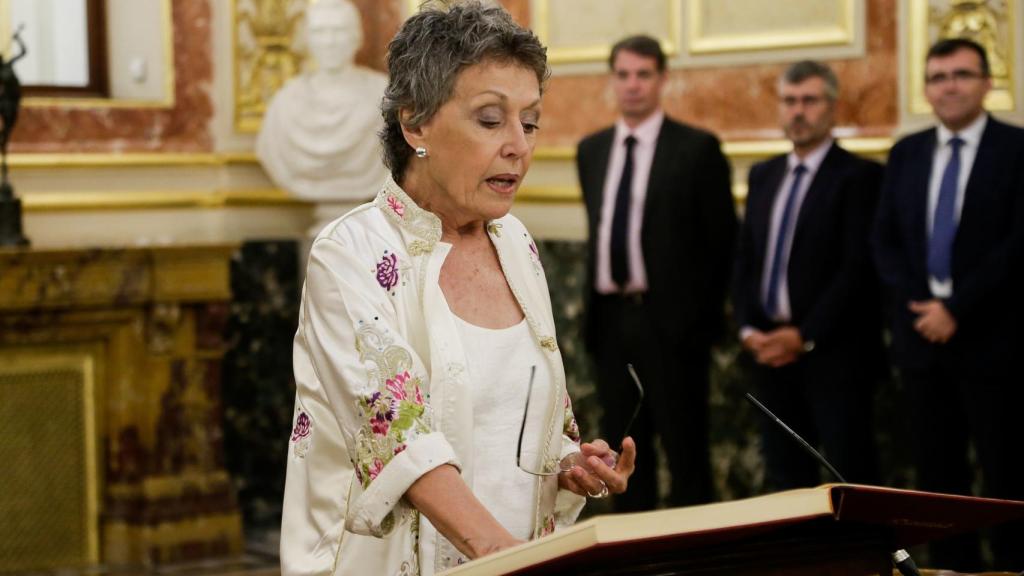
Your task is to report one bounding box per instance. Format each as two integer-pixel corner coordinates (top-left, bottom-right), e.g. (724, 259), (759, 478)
(687, 0), (857, 54)
(532, 0), (682, 64)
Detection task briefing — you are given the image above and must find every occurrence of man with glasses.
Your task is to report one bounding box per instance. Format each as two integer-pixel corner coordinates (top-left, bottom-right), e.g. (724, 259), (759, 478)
(873, 38), (1024, 572)
(733, 61), (883, 492)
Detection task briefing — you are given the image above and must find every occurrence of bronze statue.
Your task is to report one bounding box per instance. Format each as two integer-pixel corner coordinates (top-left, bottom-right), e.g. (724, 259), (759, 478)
(0, 26), (28, 246)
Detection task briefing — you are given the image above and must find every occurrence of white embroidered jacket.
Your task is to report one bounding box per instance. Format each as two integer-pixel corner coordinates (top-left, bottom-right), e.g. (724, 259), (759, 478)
(281, 176), (585, 576)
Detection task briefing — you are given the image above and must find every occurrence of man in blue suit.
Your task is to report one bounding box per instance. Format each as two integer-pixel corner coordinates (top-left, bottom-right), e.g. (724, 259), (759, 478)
(873, 38), (1024, 572)
(734, 61), (883, 492)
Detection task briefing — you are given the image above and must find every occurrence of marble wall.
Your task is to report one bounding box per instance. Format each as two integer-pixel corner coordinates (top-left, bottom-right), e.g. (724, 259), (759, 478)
(221, 241), (301, 530)
(538, 0), (897, 146)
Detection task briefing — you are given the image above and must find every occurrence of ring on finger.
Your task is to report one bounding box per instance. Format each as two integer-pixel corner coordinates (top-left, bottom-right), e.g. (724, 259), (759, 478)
(587, 484), (609, 499)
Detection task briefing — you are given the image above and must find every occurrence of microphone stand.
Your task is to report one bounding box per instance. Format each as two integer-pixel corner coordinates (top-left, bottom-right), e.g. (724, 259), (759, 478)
(745, 393), (921, 576)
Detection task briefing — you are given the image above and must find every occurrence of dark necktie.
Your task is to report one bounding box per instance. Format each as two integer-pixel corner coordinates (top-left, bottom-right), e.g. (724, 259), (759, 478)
(610, 135), (637, 289)
(928, 136), (964, 283)
(764, 164), (807, 318)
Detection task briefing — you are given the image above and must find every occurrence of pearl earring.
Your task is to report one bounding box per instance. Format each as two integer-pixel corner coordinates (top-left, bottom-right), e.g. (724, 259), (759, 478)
(415, 147), (428, 158)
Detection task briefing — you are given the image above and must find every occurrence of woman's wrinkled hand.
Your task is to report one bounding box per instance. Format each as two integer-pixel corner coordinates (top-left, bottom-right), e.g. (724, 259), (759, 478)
(558, 437), (636, 499)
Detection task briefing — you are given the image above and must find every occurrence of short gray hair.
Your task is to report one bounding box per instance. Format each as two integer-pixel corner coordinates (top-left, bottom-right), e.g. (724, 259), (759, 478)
(380, 1), (549, 181)
(779, 60), (839, 101)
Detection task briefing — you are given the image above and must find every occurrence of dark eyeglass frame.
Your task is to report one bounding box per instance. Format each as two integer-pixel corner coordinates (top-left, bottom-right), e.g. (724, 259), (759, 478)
(515, 363), (644, 477)
(924, 68), (986, 86)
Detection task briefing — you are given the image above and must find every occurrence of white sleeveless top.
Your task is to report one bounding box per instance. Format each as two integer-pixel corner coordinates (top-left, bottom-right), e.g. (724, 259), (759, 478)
(454, 315), (553, 540)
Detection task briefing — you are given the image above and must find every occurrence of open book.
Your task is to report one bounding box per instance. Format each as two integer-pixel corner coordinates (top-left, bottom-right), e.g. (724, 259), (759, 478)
(442, 484), (1024, 575)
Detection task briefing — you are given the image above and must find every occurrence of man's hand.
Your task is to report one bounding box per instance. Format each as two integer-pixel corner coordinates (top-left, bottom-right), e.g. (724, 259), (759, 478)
(759, 327), (805, 367)
(909, 299), (957, 344)
(745, 327), (804, 367)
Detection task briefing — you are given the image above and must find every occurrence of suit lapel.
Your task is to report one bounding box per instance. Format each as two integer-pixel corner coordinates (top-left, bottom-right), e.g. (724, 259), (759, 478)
(790, 143), (840, 249)
(584, 130), (615, 233)
(959, 117), (999, 233)
(752, 157), (788, 270)
(909, 129), (937, 265)
(642, 120), (674, 228)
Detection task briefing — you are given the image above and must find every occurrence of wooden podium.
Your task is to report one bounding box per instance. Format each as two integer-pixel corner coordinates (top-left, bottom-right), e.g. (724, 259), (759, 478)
(443, 484), (1024, 575)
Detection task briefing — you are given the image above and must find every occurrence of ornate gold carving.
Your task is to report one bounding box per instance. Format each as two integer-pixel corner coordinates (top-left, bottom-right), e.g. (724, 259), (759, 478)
(908, 0), (1016, 113)
(233, 0), (308, 132)
(147, 303), (182, 354)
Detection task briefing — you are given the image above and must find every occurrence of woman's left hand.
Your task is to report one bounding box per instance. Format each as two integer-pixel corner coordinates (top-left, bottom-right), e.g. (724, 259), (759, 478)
(558, 437), (636, 499)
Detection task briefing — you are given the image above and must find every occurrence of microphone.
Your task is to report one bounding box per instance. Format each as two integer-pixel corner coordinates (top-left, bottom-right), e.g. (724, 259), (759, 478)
(745, 393), (920, 576)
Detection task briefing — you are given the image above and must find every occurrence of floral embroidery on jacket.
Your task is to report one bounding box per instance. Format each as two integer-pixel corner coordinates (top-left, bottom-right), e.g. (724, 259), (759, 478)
(538, 514), (557, 537)
(563, 394), (581, 444)
(376, 251), (400, 292)
(292, 411), (312, 441)
(526, 233), (543, 276)
(374, 177), (442, 252)
(386, 195), (406, 218)
(291, 410), (313, 459)
(353, 323), (431, 488)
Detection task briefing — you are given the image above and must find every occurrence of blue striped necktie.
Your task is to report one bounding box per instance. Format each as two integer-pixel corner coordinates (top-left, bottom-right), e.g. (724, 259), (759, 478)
(928, 136), (964, 283)
(764, 164), (807, 318)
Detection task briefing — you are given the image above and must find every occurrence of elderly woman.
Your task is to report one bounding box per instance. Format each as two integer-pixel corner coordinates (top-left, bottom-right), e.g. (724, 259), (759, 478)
(280, 3), (636, 575)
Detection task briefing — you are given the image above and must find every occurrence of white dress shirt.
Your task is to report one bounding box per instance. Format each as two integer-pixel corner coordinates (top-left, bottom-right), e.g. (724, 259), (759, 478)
(457, 316), (548, 542)
(595, 110), (664, 294)
(927, 113), (987, 298)
(739, 138), (832, 343)
(760, 138), (833, 322)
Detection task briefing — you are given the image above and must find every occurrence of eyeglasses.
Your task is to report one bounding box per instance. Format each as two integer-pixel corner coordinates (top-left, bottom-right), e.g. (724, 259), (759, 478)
(515, 363), (645, 477)
(780, 95), (828, 108)
(925, 69), (986, 86)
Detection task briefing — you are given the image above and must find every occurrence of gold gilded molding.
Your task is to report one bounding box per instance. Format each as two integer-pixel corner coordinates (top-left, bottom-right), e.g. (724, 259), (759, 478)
(908, 0), (1016, 114)
(516, 185), (580, 202)
(532, 147), (576, 161)
(22, 188), (306, 212)
(688, 0), (857, 54)
(533, 0), (682, 64)
(9, 152), (251, 169)
(519, 137), (894, 203)
(11, 140), (895, 209)
(21, 0), (175, 109)
(722, 136), (893, 158)
(233, 0), (307, 133)
(532, 137), (892, 163)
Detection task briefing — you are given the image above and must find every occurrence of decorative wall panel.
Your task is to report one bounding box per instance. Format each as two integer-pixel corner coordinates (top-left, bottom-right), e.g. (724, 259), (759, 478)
(533, 0), (680, 63)
(688, 0), (856, 53)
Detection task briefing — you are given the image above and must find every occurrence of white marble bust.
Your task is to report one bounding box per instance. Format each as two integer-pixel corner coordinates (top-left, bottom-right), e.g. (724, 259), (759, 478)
(256, 0), (388, 203)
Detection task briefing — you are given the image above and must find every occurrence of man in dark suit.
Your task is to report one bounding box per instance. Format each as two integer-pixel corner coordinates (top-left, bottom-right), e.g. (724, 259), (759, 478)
(872, 38), (1024, 572)
(577, 35), (736, 511)
(734, 61), (883, 492)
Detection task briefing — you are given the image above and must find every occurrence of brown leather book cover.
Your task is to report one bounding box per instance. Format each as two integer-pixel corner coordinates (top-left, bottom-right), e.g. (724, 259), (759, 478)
(442, 484), (1024, 576)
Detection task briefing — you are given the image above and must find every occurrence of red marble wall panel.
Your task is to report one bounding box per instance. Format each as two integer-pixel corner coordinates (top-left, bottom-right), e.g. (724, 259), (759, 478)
(353, 0), (404, 71)
(12, 0), (214, 153)
(538, 0), (897, 146)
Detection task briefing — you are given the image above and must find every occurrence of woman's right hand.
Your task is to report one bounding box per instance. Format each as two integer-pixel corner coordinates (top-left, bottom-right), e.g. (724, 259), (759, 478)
(558, 437), (637, 499)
